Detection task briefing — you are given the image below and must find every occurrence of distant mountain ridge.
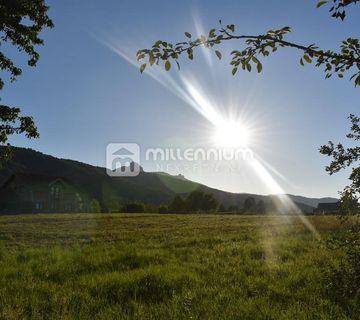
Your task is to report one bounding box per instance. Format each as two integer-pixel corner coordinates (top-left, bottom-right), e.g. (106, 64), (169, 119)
(0, 147), (338, 213)
(279, 194), (338, 208)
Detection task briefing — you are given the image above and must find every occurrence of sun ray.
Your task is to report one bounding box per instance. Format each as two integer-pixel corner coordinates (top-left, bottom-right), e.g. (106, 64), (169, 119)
(98, 34), (320, 239)
(192, 12), (213, 67)
(251, 158), (320, 239)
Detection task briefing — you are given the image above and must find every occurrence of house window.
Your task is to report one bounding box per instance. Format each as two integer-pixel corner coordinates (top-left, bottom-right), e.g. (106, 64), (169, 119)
(51, 186), (61, 199)
(35, 202), (43, 210)
(64, 203), (73, 211)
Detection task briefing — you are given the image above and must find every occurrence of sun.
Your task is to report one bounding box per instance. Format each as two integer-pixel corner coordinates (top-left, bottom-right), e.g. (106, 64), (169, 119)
(213, 120), (250, 148)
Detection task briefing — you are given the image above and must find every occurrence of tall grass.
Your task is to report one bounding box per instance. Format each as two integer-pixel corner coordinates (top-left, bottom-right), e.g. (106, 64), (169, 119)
(0, 214), (354, 319)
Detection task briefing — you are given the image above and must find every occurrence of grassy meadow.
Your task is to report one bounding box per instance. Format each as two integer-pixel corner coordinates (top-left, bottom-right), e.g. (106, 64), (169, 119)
(0, 213), (355, 319)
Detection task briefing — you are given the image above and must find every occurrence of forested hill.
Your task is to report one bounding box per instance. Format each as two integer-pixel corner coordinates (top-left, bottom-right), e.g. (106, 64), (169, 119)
(0, 147), (337, 213)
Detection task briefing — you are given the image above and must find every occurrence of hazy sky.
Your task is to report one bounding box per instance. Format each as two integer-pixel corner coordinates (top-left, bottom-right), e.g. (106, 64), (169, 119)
(3, 0), (360, 197)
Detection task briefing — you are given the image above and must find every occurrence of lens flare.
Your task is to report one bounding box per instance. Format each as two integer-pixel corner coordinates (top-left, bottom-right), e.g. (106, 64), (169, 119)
(98, 23), (320, 239)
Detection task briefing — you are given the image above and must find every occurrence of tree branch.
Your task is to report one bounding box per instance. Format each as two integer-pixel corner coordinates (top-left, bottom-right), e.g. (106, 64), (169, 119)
(137, 24), (360, 85)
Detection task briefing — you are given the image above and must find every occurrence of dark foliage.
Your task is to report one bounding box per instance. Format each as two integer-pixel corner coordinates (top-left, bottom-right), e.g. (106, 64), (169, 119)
(323, 222), (360, 313)
(0, 0), (53, 161)
(122, 202), (145, 213)
(168, 195), (185, 213)
(243, 197), (256, 213)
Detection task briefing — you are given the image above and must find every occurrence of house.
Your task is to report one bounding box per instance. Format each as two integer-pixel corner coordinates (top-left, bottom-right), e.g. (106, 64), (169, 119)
(0, 172), (88, 213)
(313, 202), (340, 215)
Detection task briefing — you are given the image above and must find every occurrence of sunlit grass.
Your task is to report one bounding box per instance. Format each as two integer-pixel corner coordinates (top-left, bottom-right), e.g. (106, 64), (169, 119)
(0, 214), (351, 319)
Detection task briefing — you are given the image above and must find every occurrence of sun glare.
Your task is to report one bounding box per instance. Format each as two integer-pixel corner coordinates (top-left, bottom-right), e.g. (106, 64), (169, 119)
(101, 32), (320, 240)
(214, 120), (250, 148)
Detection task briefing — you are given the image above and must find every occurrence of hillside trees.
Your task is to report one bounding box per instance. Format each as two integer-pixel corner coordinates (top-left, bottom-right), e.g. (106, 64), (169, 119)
(202, 193), (218, 211)
(167, 191), (218, 213)
(122, 201), (145, 213)
(168, 195), (185, 213)
(255, 200), (266, 214)
(185, 191), (204, 212)
(243, 196), (256, 213)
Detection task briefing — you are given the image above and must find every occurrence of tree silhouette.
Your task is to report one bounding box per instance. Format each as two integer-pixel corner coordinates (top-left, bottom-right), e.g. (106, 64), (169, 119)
(228, 205), (239, 213)
(169, 195), (185, 213)
(185, 191), (204, 212)
(158, 204), (168, 214)
(123, 202), (145, 213)
(243, 197), (256, 213)
(256, 200), (266, 214)
(218, 203), (226, 213)
(202, 193), (218, 212)
(0, 1), (54, 161)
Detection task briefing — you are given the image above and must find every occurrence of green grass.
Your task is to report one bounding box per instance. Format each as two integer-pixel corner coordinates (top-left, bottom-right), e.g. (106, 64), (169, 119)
(0, 214), (353, 319)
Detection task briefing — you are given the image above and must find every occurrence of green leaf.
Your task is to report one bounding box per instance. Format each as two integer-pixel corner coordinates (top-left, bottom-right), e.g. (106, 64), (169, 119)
(227, 24), (235, 32)
(149, 53), (155, 66)
(175, 60), (180, 71)
(140, 64), (146, 73)
(215, 50), (222, 60)
(208, 28), (216, 37)
(316, 1), (327, 8)
(187, 48), (193, 60)
(256, 62), (262, 73)
(185, 32), (191, 39)
(251, 56), (260, 64)
(303, 55), (312, 63)
(355, 75), (360, 87)
(232, 67), (238, 76)
(154, 40), (162, 47)
(300, 58), (304, 66)
(165, 60), (171, 71)
(281, 26), (291, 32)
(136, 53), (145, 61)
(350, 73), (358, 81)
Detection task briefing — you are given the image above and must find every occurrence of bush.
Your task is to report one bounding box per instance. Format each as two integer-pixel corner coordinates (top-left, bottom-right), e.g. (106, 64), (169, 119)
(89, 199), (101, 213)
(158, 205), (168, 214)
(122, 202), (145, 213)
(322, 220), (360, 316)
